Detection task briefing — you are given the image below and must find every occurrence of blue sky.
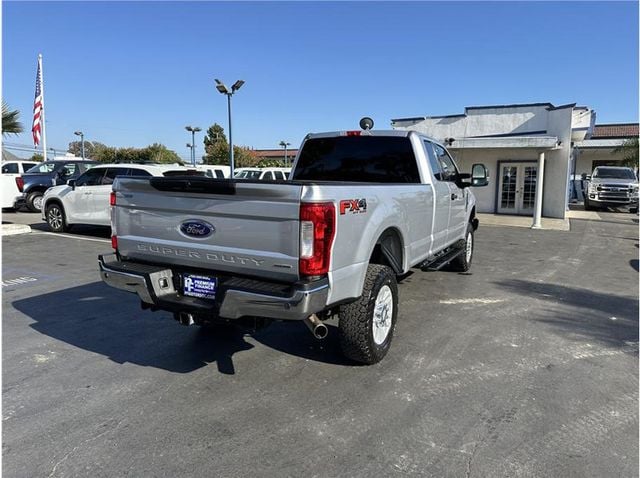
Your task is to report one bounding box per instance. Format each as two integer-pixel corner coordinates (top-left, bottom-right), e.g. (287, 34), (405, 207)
(3, 1), (638, 161)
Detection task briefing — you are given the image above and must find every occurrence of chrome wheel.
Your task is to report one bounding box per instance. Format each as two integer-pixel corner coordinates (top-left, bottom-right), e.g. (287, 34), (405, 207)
(373, 284), (393, 345)
(32, 195), (43, 212)
(47, 206), (64, 231)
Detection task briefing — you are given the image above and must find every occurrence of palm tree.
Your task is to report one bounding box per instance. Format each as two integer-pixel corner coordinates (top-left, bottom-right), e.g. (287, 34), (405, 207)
(2, 101), (23, 136)
(613, 137), (639, 169)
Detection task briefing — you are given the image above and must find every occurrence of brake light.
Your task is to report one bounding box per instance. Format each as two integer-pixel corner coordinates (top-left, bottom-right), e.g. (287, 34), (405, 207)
(346, 131), (361, 136)
(110, 192), (116, 206)
(111, 235), (118, 250)
(299, 202), (336, 277)
(15, 177), (24, 192)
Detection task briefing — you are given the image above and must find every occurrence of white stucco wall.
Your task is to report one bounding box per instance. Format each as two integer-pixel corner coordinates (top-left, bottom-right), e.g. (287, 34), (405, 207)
(450, 148), (544, 214)
(392, 103), (598, 219)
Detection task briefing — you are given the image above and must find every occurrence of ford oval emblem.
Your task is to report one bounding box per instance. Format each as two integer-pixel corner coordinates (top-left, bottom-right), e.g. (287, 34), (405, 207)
(179, 220), (215, 239)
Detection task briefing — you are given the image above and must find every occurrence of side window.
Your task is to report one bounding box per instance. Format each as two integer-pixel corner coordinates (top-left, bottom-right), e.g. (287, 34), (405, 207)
(77, 163), (91, 173)
(22, 163), (37, 172)
(60, 163), (78, 177)
(214, 169), (224, 179)
(76, 168), (106, 186)
(102, 167), (130, 185)
(433, 144), (458, 181)
(129, 168), (152, 177)
(263, 171), (275, 180)
(274, 171), (285, 180)
(424, 141), (443, 181)
(2, 163), (19, 174)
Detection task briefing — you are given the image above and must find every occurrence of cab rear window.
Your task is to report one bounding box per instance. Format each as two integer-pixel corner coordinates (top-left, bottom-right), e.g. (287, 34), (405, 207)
(292, 136), (420, 183)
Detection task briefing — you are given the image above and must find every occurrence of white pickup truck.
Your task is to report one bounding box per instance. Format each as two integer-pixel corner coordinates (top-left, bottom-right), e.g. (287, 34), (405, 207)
(99, 121), (489, 364)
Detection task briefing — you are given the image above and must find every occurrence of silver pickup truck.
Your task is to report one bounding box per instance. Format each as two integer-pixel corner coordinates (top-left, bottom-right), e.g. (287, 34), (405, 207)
(99, 123), (489, 364)
(583, 166), (638, 213)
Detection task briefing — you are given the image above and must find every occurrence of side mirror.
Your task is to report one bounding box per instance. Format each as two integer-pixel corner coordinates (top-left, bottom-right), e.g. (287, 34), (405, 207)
(583, 174), (591, 181)
(67, 179), (76, 189)
(471, 163), (489, 187)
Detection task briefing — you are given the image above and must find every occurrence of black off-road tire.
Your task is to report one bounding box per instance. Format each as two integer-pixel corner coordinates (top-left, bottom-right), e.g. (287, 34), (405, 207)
(629, 207), (638, 214)
(46, 203), (69, 233)
(338, 264), (398, 365)
(584, 197), (594, 211)
(26, 191), (44, 213)
(450, 223), (474, 272)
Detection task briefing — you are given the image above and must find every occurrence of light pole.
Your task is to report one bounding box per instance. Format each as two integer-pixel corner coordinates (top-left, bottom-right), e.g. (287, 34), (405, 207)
(214, 78), (244, 177)
(185, 126), (201, 166)
(74, 131), (85, 159)
(49, 147), (57, 159)
(186, 143), (194, 164)
(279, 141), (291, 166)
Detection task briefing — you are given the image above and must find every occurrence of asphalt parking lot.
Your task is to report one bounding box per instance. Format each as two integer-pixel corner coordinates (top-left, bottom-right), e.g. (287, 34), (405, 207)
(2, 210), (638, 477)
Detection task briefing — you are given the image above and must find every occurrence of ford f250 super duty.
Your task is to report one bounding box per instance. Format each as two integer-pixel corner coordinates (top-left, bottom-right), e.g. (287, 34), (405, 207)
(583, 166), (638, 213)
(99, 119), (489, 364)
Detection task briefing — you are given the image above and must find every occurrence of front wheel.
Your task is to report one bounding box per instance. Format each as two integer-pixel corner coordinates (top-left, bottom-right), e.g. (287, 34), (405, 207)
(46, 203), (69, 232)
(584, 197), (594, 211)
(450, 223), (474, 272)
(338, 264), (398, 365)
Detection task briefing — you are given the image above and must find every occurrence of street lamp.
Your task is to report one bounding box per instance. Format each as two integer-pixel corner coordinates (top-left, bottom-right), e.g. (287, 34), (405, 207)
(185, 126), (201, 166)
(279, 141), (291, 166)
(214, 78), (245, 177)
(49, 147), (57, 159)
(74, 131), (85, 160)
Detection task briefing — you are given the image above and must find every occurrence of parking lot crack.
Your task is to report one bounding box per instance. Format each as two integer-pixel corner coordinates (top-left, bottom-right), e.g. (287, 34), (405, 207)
(47, 418), (125, 478)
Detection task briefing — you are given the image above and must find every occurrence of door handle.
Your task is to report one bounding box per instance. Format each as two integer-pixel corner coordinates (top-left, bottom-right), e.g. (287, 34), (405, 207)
(451, 193), (458, 200)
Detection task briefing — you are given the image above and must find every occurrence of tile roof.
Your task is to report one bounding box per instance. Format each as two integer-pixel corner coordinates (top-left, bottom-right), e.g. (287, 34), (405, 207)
(592, 123), (639, 138)
(254, 149), (298, 158)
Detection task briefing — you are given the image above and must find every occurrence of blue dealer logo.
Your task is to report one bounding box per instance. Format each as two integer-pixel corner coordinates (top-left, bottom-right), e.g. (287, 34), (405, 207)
(179, 220), (215, 239)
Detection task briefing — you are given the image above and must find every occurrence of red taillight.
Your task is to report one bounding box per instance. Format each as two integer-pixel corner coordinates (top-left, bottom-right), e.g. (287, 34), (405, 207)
(15, 177), (24, 192)
(299, 202), (336, 277)
(110, 192), (116, 206)
(111, 235), (118, 250)
(346, 131), (361, 136)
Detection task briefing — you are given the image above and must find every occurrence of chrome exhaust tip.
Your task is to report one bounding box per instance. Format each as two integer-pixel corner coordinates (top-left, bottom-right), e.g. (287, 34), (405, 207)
(304, 314), (328, 340)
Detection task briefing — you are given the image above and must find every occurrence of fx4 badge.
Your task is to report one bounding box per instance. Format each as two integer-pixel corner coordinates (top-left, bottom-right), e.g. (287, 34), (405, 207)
(339, 199), (367, 215)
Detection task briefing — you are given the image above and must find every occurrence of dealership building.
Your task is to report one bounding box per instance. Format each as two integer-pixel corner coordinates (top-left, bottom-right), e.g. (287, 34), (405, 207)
(391, 103), (637, 220)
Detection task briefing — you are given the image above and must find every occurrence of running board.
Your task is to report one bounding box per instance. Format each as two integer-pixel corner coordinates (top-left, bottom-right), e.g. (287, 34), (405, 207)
(419, 243), (465, 271)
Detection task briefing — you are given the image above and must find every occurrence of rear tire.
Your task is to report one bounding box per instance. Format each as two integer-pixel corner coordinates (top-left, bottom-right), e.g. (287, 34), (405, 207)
(338, 264), (398, 365)
(26, 191), (44, 213)
(46, 203), (69, 232)
(450, 223), (474, 272)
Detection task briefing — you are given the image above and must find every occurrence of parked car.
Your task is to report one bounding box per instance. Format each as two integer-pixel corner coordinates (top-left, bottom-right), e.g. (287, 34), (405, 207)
(41, 163), (190, 232)
(193, 165), (231, 178)
(234, 167), (291, 180)
(1, 160), (39, 210)
(98, 122), (489, 364)
(583, 166), (639, 213)
(20, 159), (97, 212)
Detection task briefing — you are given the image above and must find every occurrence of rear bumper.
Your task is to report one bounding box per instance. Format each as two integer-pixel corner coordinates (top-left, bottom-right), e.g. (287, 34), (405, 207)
(98, 253), (329, 320)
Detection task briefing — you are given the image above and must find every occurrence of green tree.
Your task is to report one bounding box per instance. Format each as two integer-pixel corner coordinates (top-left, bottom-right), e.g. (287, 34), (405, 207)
(68, 140), (107, 159)
(234, 146), (260, 168)
(29, 153), (44, 162)
(257, 158), (286, 168)
(2, 102), (23, 135)
(144, 143), (183, 164)
(613, 137), (639, 169)
(203, 123), (229, 165)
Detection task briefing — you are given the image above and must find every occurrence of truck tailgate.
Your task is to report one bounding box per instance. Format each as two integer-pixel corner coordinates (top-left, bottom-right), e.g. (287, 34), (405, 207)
(113, 178), (303, 282)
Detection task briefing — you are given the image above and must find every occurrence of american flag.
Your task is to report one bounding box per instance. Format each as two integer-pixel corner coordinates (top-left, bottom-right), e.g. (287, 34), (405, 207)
(32, 58), (43, 146)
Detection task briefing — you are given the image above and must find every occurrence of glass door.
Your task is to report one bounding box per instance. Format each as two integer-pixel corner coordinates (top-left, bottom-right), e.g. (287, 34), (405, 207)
(498, 163), (538, 215)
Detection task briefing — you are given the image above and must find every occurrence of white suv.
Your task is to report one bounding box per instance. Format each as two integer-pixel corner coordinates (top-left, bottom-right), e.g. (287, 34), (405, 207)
(234, 167), (291, 180)
(42, 163), (188, 232)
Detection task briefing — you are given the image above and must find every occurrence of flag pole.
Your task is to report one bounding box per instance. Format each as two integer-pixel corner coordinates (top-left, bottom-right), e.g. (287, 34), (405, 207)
(39, 54), (47, 161)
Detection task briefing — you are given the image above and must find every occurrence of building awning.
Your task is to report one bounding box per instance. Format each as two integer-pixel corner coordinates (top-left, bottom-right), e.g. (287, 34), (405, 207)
(447, 135), (559, 150)
(573, 138), (625, 149)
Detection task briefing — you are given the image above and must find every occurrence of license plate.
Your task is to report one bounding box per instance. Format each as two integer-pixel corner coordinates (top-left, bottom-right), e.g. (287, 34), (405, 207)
(183, 274), (217, 299)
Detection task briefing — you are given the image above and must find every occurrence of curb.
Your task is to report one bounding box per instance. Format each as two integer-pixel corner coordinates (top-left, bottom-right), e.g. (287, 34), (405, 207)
(1, 224), (32, 236)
